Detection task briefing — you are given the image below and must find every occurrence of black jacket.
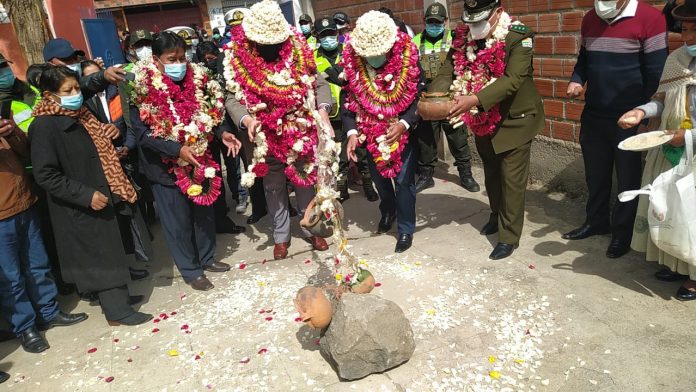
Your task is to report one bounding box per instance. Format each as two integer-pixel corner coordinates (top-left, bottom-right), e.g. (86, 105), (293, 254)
(130, 105), (231, 186)
(29, 114), (132, 292)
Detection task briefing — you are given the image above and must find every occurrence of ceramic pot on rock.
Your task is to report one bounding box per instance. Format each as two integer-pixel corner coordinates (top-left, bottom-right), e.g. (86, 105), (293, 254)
(294, 286), (333, 329)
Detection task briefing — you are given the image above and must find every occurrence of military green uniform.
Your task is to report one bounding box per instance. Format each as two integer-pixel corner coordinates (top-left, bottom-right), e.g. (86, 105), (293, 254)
(430, 24), (544, 245)
(413, 30), (473, 174)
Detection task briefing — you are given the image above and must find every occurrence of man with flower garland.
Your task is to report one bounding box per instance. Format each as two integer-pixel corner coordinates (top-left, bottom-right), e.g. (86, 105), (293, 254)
(223, 0), (333, 260)
(430, 0), (544, 260)
(343, 10), (426, 254)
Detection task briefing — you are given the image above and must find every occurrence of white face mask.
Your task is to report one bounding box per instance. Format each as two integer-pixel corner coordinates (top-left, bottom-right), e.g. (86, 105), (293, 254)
(467, 19), (492, 40)
(595, 1), (622, 21)
(135, 46), (152, 61)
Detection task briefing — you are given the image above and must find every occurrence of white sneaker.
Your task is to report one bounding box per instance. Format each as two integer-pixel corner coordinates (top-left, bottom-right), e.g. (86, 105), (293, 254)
(235, 200), (248, 214)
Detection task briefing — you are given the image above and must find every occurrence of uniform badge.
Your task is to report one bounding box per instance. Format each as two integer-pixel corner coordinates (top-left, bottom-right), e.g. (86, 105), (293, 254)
(322, 19), (329, 27)
(465, 0), (478, 7)
(431, 4), (440, 13)
(137, 31), (145, 38)
(521, 38), (533, 48)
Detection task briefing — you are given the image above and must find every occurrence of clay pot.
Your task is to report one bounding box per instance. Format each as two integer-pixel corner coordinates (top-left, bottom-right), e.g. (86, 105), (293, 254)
(416, 92), (452, 121)
(350, 270), (375, 294)
(300, 199), (344, 238)
(294, 286), (333, 329)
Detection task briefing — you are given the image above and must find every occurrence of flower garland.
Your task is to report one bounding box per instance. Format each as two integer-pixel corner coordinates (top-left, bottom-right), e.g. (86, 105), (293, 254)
(450, 12), (515, 137)
(223, 25), (320, 187)
(131, 60), (225, 205)
(341, 30), (420, 178)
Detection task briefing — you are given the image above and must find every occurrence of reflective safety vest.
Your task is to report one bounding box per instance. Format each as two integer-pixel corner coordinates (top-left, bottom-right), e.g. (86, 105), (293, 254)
(12, 85), (41, 133)
(313, 50), (341, 119)
(307, 36), (319, 50)
(412, 31), (452, 81)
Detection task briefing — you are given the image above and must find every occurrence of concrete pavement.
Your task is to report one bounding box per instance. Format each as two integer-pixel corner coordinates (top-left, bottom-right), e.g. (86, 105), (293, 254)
(1, 164), (694, 392)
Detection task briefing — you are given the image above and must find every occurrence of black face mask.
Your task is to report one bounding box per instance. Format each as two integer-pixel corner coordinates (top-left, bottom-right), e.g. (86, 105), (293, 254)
(206, 59), (218, 73)
(256, 43), (284, 62)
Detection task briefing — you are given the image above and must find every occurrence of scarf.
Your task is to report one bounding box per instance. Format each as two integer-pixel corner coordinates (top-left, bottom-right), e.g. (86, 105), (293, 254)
(32, 98), (138, 204)
(653, 47), (696, 166)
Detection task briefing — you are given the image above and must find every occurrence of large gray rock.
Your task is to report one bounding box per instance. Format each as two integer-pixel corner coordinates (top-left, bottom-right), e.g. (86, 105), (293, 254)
(319, 293), (415, 380)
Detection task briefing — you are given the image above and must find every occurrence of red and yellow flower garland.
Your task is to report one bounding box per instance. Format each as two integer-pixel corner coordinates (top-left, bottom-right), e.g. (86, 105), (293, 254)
(341, 30), (420, 178)
(223, 25), (320, 187)
(132, 61), (225, 205)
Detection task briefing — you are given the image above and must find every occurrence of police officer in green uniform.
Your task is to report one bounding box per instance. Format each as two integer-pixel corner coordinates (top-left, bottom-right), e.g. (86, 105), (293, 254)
(414, 3), (479, 194)
(299, 14), (318, 49)
(430, 0), (544, 260)
(0, 54), (39, 133)
(313, 16), (378, 202)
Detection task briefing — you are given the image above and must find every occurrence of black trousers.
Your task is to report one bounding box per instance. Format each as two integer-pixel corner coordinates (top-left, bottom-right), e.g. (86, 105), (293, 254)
(97, 285), (131, 321)
(579, 113), (642, 243)
(416, 120), (472, 169)
(334, 120), (371, 181)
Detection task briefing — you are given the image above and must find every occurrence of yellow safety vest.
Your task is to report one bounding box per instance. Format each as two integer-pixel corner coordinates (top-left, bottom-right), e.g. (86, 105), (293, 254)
(314, 50), (341, 119)
(307, 36), (318, 50)
(412, 32), (452, 81)
(11, 85), (41, 133)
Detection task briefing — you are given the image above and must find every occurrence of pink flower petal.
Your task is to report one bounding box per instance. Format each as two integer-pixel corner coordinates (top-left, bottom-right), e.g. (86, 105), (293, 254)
(113, 338), (120, 343)
(314, 339), (321, 346)
(152, 328), (160, 333)
(87, 347), (97, 354)
(194, 354), (202, 360)
(105, 376), (114, 383)
(127, 358), (133, 363)
(239, 357), (250, 364)
(528, 264), (536, 269)
(374, 282), (382, 287)
(239, 263), (247, 270)
(180, 294), (187, 300)
(257, 348), (268, 355)
(153, 318), (161, 323)
(304, 259), (311, 264)
(170, 311), (178, 316)
(265, 317), (273, 321)
(181, 324), (189, 330)
(294, 317), (302, 322)
(259, 309), (266, 314)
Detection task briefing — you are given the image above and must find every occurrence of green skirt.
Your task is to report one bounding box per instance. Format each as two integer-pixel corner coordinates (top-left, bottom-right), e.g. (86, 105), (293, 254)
(631, 148), (696, 279)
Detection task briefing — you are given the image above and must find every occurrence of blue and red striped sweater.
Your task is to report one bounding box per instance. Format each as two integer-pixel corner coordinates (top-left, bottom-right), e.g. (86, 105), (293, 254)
(571, 2), (668, 118)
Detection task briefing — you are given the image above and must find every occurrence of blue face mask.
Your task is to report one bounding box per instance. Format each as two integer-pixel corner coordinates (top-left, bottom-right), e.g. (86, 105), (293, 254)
(300, 24), (311, 35)
(425, 23), (445, 38)
(0, 67), (15, 90)
(366, 55), (387, 69)
(163, 62), (187, 82)
(687, 43), (696, 57)
(66, 63), (82, 78)
(54, 92), (84, 111)
(320, 36), (339, 51)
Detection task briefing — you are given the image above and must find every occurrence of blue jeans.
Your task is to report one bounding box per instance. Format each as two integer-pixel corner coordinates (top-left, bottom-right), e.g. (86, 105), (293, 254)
(367, 141), (417, 235)
(0, 206), (59, 335)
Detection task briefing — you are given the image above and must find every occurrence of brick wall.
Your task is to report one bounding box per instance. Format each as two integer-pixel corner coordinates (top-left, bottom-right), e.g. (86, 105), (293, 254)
(311, 0), (677, 145)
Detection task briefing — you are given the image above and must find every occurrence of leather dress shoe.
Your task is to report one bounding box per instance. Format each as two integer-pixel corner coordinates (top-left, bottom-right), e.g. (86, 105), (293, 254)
(204, 261), (231, 273)
(655, 268), (689, 282)
(480, 221), (499, 235)
(19, 326), (49, 353)
(562, 224), (610, 240)
(676, 286), (696, 301)
(274, 242), (290, 260)
(129, 267), (150, 281)
(489, 243), (517, 260)
(377, 214), (396, 234)
(216, 217), (246, 234)
(395, 234), (413, 253)
(606, 239), (631, 258)
(107, 312), (154, 326)
(304, 236), (329, 251)
(188, 275), (214, 291)
(0, 371), (9, 384)
(38, 311), (88, 331)
(247, 211), (267, 224)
